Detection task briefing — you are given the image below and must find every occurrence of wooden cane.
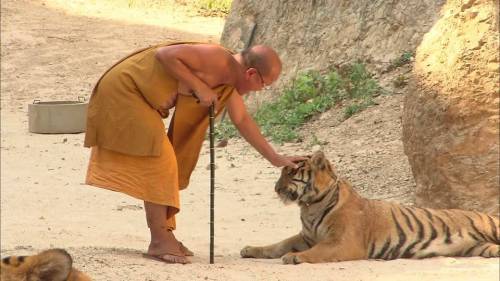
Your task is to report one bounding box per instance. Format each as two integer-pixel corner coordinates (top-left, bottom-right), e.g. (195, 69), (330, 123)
(209, 103), (215, 264)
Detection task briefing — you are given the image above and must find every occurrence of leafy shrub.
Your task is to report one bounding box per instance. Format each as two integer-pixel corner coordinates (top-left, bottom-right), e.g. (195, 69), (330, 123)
(215, 63), (382, 143)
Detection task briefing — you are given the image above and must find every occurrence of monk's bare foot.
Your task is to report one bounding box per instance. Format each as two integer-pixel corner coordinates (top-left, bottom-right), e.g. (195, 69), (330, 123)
(146, 230), (189, 264)
(143, 253), (189, 264)
(178, 242), (194, 256)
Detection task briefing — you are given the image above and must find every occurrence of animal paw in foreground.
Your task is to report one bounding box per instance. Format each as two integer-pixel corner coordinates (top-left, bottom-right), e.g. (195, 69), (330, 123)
(240, 246), (261, 258)
(281, 253), (303, 264)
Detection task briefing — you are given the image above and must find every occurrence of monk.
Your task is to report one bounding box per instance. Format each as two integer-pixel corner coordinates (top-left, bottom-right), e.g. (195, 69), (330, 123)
(84, 42), (304, 264)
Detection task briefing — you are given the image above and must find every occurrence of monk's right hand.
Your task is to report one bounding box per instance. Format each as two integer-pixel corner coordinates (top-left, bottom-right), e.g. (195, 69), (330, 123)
(193, 89), (218, 107)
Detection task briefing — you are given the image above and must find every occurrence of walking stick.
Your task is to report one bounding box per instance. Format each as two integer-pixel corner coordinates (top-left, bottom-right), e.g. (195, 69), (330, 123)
(209, 103), (215, 264)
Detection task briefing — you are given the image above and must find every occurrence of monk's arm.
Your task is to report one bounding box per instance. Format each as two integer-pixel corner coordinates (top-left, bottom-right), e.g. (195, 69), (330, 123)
(227, 93), (299, 168)
(155, 44), (226, 106)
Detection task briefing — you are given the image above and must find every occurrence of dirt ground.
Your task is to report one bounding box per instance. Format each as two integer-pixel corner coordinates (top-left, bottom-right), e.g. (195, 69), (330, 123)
(1, 0), (498, 280)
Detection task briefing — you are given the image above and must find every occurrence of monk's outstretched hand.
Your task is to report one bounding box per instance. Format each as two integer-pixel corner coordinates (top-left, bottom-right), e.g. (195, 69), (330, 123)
(270, 154), (307, 169)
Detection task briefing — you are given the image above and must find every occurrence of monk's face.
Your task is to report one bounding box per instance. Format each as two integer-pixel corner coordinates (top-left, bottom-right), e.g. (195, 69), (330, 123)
(243, 64), (281, 93)
(244, 67), (271, 91)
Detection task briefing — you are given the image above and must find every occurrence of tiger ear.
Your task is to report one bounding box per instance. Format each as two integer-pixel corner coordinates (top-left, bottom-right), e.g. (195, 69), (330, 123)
(30, 249), (72, 281)
(310, 151), (328, 170)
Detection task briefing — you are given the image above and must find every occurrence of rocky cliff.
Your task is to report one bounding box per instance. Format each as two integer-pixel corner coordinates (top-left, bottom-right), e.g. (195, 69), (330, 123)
(221, 0), (445, 88)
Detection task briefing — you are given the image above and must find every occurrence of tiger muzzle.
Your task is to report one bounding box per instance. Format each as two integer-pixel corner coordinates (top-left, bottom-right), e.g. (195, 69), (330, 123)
(275, 179), (298, 202)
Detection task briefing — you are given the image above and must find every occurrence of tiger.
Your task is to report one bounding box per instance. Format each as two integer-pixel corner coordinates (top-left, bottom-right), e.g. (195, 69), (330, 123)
(1, 248), (91, 281)
(240, 151), (500, 264)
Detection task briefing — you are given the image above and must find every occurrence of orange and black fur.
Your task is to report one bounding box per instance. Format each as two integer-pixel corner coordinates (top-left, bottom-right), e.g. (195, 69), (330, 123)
(1, 248), (91, 281)
(241, 151), (500, 264)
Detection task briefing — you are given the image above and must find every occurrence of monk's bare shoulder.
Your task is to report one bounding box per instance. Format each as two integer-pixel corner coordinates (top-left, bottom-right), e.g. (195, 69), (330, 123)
(158, 44), (232, 68)
(189, 44), (235, 73)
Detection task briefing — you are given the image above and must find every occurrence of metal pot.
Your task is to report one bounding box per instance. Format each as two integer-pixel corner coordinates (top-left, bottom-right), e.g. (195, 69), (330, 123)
(28, 98), (88, 134)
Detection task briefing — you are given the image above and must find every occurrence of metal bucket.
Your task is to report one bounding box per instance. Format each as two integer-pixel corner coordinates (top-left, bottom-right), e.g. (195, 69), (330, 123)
(28, 98), (88, 134)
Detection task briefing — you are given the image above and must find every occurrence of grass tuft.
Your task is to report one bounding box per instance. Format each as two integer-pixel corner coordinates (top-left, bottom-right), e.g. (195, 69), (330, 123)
(176, 0), (232, 16)
(215, 63), (383, 143)
(386, 51), (414, 72)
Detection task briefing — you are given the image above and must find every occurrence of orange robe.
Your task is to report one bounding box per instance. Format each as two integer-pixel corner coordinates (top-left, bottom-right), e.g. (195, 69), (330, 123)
(84, 42), (236, 229)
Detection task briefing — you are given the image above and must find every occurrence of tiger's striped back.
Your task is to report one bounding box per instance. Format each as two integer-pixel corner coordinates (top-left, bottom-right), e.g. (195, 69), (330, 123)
(365, 203), (499, 259)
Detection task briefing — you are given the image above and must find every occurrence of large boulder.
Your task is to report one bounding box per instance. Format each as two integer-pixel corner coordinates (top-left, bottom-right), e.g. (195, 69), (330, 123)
(402, 0), (499, 214)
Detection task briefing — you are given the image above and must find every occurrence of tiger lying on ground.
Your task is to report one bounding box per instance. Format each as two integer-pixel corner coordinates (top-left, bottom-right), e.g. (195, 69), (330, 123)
(1, 248), (91, 281)
(241, 151), (500, 264)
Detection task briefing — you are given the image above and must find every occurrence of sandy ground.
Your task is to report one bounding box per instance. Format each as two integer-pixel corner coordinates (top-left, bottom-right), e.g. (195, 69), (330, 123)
(1, 0), (499, 280)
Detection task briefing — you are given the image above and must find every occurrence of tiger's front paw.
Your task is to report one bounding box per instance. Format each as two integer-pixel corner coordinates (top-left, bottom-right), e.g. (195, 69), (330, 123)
(282, 253), (302, 264)
(240, 246), (262, 258)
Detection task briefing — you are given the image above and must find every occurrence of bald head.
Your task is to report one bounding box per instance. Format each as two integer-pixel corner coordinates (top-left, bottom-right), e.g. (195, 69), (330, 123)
(241, 45), (282, 82)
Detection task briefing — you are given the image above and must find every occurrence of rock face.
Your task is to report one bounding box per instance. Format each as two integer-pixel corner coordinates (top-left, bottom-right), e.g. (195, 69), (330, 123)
(221, 0), (445, 88)
(402, 0), (499, 214)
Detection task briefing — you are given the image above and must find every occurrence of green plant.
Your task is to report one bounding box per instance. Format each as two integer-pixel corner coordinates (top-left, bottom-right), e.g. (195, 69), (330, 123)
(216, 62), (382, 143)
(345, 63), (380, 99)
(308, 133), (328, 148)
(125, 0), (172, 8)
(390, 51), (414, 69)
(343, 98), (375, 119)
(252, 70), (345, 143)
(214, 119), (238, 140)
(393, 75), (408, 88)
(344, 104), (361, 118)
(124, 0), (232, 17)
(183, 0), (232, 16)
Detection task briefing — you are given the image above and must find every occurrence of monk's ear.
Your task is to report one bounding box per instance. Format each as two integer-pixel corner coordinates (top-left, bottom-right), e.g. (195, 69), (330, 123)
(310, 151), (328, 171)
(245, 68), (258, 80)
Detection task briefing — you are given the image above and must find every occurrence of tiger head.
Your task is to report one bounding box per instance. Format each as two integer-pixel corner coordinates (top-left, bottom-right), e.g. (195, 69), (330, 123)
(275, 151), (339, 206)
(0, 248), (91, 281)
